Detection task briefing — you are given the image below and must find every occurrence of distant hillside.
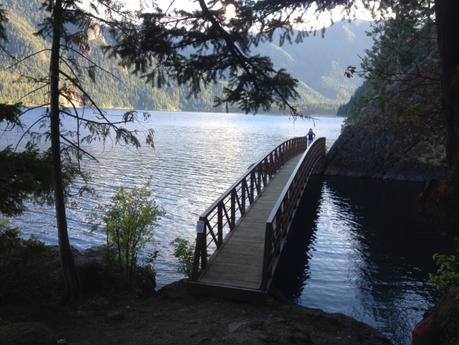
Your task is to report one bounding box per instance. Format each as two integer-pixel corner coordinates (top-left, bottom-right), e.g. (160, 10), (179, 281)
(256, 20), (371, 102)
(0, 0), (372, 113)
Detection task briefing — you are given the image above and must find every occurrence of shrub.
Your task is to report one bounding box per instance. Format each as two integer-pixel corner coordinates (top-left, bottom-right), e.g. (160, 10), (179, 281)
(102, 186), (164, 284)
(0, 219), (57, 303)
(171, 237), (194, 278)
(428, 254), (459, 294)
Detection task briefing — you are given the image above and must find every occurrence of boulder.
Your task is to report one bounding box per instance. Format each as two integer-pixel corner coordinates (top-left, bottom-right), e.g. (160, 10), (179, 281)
(223, 318), (313, 345)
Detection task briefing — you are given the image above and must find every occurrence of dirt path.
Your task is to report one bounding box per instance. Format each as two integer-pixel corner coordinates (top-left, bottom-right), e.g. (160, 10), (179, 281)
(1, 281), (392, 345)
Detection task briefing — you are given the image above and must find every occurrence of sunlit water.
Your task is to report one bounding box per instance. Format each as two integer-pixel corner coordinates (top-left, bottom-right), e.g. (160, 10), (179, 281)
(2, 110), (341, 285)
(1, 110), (449, 345)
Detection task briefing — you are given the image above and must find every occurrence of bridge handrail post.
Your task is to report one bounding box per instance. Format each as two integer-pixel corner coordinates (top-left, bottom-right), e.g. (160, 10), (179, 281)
(256, 165), (262, 193)
(191, 217), (208, 280)
(250, 171), (255, 202)
(230, 190), (236, 229)
(241, 178), (247, 215)
(217, 203), (223, 246)
(262, 158), (268, 185)
(268, 153), (273, 178)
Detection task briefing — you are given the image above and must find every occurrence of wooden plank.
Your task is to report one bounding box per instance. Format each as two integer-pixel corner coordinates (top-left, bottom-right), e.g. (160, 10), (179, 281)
(208, 254), (261, 265)
(204, 264), (262, 276)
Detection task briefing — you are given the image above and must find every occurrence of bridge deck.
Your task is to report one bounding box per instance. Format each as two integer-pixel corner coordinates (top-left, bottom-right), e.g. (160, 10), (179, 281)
(196, 154), (303, 291)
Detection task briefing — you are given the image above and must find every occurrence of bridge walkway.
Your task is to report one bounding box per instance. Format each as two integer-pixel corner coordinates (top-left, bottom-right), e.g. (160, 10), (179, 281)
(190, 137), (326, 298)
(197, 154), (302, 290)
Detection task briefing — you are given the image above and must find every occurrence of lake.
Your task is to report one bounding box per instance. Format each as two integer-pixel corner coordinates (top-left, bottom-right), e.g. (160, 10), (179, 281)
(272, 176), (449, 345)
(2, 109), (449, 345)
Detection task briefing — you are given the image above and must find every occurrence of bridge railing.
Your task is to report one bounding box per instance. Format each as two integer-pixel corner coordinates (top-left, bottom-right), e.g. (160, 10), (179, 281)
(261, 137), (326, 289)
(191, 136), (307, 280)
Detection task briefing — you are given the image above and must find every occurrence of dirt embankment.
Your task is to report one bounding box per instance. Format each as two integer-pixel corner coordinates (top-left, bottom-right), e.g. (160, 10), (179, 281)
(0, 280), (392, 345)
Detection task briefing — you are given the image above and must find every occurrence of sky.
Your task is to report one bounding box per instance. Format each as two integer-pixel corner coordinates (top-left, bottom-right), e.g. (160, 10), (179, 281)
(120, 0), (379, 29)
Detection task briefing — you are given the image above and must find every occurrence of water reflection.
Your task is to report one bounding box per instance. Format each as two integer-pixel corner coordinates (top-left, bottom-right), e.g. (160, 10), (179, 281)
(273, 176), (451, 345)
(271, 175), (322, 300)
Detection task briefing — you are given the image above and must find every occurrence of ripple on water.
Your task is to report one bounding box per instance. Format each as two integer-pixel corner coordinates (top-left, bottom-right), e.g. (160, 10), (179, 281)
(4, 110), (340, 288)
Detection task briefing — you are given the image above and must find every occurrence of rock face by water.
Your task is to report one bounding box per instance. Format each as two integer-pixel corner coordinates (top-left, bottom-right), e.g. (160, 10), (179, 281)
(411, 287), (459, 345)
(326, 57), (448, 181)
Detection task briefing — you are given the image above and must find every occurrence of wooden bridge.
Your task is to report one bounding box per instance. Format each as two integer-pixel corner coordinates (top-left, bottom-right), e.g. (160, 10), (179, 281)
(189, 137), (326, 298)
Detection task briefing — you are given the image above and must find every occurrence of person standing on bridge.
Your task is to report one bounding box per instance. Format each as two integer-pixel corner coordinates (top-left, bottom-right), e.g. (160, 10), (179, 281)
(307, 128), (316, 146)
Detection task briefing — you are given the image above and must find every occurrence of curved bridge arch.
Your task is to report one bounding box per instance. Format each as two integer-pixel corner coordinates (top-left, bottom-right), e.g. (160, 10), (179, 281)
(190, 137), (326, 298)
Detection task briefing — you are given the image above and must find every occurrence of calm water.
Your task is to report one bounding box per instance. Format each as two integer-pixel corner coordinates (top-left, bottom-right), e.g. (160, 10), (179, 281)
(273, 176), (450, 345)
(2, 110), (448, 344)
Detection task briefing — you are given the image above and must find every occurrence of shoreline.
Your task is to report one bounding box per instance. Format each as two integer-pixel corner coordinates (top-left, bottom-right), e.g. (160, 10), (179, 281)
(0, 276), (393, 345)
(0, 242), (392, 345)
(16, 104), (340, 117)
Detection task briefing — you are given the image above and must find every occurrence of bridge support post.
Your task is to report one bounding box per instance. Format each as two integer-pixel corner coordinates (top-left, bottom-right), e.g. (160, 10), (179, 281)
(268, 153), (273, 178)
(256, 166), (262, 193)
(250, 172), (255, 202)
(192, 219), (207, 280)
(230, 191), (236, 229)
(264, 159), (268, 185)
(217, 203), (223, 246)
(241, 180), (246, 214)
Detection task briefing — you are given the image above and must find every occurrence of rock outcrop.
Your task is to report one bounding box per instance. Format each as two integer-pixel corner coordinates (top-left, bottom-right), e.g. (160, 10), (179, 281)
(326, 57), (448, 181)
(411, 288), (459, 345)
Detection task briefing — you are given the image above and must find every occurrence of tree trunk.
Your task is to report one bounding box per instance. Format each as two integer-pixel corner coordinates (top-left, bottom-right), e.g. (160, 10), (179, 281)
(49, 0), (79, 302)
(435, 0), (459, 236)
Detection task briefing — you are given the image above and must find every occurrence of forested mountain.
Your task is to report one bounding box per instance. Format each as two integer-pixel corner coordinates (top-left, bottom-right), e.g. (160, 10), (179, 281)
(0, 0), (371, 113)
(337, 15), (437, 120)
(327, 10), (446, 181)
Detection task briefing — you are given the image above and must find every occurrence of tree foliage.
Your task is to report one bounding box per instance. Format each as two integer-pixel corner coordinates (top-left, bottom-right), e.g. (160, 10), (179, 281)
(429, 254), (459, 294)
(0, 102), (21, 125)
(360, 6), (436, 93)
(102, 186), (164, 282)
(0, 144), (78, 215)
(338, 2), (437, 121)
(0, 7), (74, 217)
(32, 0), (155, 158)
(171, 237), (194, 278)
(336, 80), (371, 121)
(0, 0), (157, 301)
(105, 0), (430, 116)
(106, 0), (300, 114)
(0, 220), (53, 303)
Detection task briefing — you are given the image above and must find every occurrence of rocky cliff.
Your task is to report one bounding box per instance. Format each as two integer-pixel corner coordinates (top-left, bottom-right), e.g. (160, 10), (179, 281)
(326, 57), (448, 182)
(411, 287), (459, 345)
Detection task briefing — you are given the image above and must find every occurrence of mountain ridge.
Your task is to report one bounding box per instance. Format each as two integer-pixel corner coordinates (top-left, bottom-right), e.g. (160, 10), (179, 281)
(0, 0), (372, 114)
